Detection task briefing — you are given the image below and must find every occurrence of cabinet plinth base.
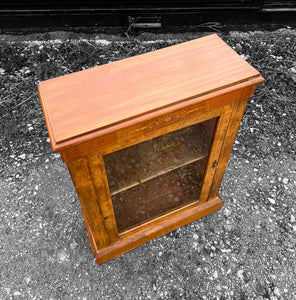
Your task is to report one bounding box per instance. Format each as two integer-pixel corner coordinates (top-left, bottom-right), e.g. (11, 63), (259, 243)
(92, 196), (223, 265)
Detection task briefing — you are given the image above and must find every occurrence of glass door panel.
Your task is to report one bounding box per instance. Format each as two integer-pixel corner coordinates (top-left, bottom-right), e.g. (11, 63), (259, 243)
(104, 117), (217, 232)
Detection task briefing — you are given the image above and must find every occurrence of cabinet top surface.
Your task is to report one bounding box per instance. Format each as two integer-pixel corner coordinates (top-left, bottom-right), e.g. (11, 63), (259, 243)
(38, 34), (262, 149)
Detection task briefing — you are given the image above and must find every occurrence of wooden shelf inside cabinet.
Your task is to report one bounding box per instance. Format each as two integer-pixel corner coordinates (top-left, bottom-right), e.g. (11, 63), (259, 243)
(38, 34), (264, 264)
(104, 121), (214, 196)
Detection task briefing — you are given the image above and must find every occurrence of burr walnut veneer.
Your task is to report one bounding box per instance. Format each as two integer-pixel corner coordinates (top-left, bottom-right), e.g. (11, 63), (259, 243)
(38, 34), (264, 264)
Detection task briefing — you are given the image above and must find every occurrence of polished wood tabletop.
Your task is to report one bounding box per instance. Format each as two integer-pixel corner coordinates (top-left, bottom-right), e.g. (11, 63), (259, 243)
(38, 34), (262, 149)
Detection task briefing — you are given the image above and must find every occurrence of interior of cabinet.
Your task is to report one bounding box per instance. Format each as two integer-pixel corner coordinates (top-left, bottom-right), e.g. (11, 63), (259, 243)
(104, 117), (217, 232)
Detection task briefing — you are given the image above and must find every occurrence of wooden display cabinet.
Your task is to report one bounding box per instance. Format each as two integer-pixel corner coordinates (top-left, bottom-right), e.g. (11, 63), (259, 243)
(38, 34), (264, 264)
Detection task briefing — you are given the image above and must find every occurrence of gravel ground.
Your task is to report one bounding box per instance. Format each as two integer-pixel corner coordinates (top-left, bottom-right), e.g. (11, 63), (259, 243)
(0, 28), (295, 299)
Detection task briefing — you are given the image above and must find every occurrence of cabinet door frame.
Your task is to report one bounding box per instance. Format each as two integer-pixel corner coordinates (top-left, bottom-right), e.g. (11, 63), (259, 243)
(66, 105), (229, 263)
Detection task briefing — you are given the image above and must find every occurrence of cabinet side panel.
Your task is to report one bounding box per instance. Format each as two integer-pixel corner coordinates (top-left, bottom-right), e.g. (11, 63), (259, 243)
(88, 153), (119, 242)
(209, 85), (256, 198)
(198, 104), (234, 203)
(67, 158), (110, 254)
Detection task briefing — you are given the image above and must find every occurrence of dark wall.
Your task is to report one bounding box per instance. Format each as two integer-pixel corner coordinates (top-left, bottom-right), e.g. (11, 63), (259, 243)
(1, 1), (258, 9)
(2, 0), (296, 10)
(0, 1), (295, 29)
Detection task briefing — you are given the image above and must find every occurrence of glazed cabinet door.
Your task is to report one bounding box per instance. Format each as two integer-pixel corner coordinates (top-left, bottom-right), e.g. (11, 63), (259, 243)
(102, 104), (234, 233)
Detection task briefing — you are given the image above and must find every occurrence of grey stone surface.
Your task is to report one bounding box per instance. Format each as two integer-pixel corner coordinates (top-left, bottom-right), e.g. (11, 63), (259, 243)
(0, 28), (295, 299)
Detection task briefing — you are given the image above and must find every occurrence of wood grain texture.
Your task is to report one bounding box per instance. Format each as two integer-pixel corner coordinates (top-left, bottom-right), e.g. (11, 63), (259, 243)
(66, 158), (110, 253)
(87, 153), (119, 242)
(198, 104), (234, 203)
(38, 34), (263, 150)
(209, 89), (254, 199)
(60, 77), (263, 162)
